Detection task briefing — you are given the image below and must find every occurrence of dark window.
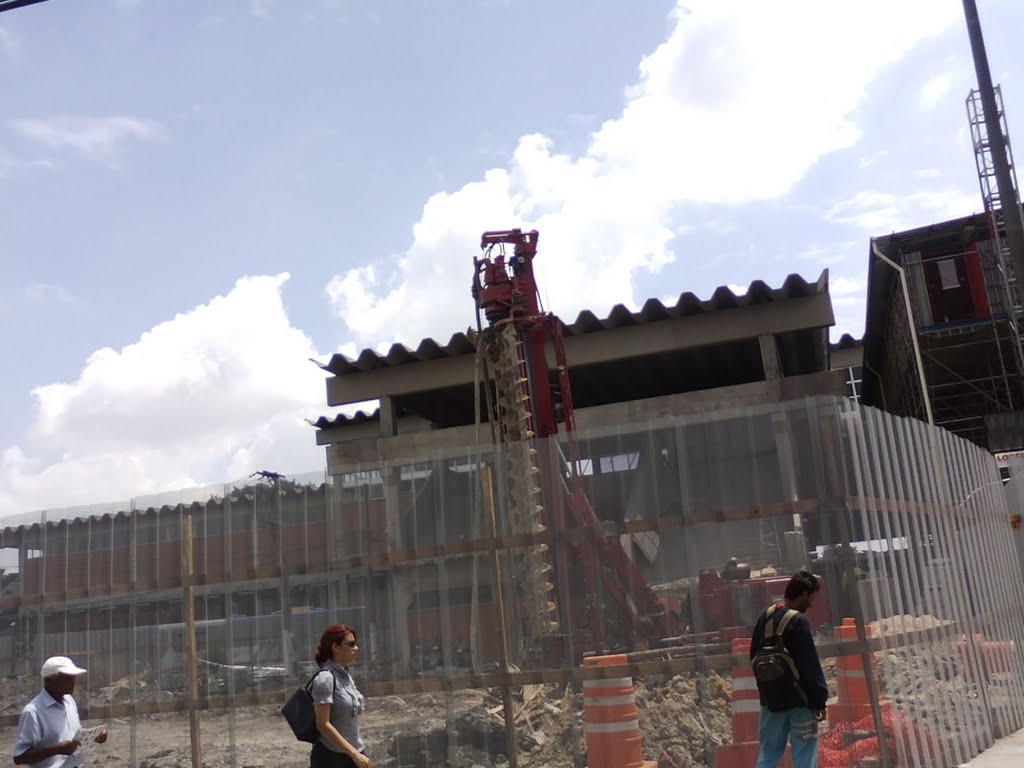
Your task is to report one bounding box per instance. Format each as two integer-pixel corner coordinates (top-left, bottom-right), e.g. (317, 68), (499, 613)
(923, 255), (975, 324)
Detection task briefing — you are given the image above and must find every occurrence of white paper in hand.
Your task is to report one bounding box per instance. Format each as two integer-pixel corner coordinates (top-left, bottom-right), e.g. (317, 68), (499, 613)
(74, 724), (107, 751)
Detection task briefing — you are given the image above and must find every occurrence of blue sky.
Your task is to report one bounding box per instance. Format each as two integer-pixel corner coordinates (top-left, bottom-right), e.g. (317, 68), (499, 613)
(1, 0), (1021, 515)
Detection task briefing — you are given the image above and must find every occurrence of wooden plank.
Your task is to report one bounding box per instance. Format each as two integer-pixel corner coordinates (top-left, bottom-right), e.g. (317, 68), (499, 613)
(482, 465), (519, 768)
(181, 516), (203, 768)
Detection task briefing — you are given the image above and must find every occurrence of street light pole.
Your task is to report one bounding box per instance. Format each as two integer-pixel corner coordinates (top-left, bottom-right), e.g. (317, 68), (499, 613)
(962, 0), (1024, 291)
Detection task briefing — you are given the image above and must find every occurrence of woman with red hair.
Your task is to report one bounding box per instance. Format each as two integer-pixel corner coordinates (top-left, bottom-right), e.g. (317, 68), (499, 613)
(310, 625), (370, 768)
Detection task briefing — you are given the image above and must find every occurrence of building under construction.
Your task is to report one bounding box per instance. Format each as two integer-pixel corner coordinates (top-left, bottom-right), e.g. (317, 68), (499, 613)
(862, 209), (1024, 451)
(862, 84), (1024, 455)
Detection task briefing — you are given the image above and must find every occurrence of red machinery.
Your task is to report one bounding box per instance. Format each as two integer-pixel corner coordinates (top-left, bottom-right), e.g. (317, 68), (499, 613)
(471, 228), (677, 653)
(698, 568), (830, 634)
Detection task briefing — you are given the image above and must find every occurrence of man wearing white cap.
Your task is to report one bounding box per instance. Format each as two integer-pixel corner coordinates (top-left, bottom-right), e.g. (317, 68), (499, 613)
(13, 657), (108, 767)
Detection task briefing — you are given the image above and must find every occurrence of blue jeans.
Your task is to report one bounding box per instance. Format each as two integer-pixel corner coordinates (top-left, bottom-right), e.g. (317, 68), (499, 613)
(755, 706), (819, 768)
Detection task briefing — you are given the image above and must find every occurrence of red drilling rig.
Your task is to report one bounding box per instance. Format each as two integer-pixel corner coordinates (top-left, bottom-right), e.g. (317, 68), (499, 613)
(471, 228), (679, 656)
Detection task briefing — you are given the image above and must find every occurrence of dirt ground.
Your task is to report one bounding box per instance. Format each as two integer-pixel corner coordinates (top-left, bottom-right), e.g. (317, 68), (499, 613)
(1, 616), (982, 768)
(1, 671), (733, 768)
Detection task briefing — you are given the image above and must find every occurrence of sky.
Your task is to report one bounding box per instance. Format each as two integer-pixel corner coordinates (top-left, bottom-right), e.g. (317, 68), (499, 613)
(1, 0), (1022, 517)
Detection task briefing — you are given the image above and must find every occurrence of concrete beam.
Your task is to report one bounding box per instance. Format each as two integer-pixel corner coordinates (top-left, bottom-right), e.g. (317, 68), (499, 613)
(326, 293), (834, 406)
(327, 369), (846, 471)
(831, 344), (863, 370)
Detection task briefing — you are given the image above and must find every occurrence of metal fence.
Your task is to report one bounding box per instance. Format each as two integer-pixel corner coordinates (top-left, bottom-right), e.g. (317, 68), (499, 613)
(1, 395), (1022, 768)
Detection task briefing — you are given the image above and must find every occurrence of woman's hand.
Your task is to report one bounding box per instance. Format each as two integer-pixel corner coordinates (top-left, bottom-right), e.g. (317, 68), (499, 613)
(95, 729), (109, 744)
(351, 752), (372, 768)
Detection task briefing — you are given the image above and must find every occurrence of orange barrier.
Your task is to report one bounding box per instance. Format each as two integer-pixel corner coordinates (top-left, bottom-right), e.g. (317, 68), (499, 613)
(958, 633), (1017, 682)
(831, 617), (880, 724)
(581, 654), (657, 768)
(715, 637), (793, 768)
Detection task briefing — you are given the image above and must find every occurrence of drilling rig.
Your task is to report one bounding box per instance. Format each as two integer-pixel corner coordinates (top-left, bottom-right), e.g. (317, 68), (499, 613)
(471, 228), (678, 658)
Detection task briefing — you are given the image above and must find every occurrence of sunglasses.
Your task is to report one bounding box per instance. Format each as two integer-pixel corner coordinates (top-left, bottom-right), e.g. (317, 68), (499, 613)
(336, 640), (358, 648)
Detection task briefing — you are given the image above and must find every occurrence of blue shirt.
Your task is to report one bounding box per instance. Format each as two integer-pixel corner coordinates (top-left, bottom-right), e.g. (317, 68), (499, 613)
(14, 690), (83, 768)
(311, 662), (365, 753)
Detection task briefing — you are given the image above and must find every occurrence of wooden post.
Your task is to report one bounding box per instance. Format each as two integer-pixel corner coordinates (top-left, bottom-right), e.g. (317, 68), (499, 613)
(481, 466), (518, 768)
(181, 515), (203, 768)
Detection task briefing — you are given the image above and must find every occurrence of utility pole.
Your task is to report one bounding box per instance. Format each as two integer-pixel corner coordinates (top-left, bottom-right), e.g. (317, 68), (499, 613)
(962, 0), (1024, 289)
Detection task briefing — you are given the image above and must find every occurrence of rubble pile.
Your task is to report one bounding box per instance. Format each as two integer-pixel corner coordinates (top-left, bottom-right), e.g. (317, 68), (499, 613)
(877, 645), (985, 742)
(84, 671), (182, 709)
(869, 614), (951, 636)
(0, 676), (41, 716)
(634, 672), (733, 768)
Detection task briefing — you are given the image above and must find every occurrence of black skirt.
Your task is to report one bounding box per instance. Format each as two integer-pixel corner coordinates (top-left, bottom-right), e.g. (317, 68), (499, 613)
(310, 741), (360, 768)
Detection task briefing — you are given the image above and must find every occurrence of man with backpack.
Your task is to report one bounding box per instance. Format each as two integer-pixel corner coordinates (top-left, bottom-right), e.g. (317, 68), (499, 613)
(749, 570), (829, 768)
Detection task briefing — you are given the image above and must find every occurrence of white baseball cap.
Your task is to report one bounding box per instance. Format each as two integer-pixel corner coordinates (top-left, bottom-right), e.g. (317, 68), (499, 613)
(41, 656), (87, 678)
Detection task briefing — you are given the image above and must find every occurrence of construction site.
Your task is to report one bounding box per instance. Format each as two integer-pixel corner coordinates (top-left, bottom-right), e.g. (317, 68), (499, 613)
(3, 3), (1024, 768)
(0, 224), (1022, 768)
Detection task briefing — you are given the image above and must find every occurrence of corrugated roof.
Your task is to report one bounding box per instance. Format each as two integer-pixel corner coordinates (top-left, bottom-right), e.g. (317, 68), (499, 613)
(1, 484), (330, 539)
(318, 271), (828, 377)
(311, 410), (381, 429)
(830, 333), (862, 351)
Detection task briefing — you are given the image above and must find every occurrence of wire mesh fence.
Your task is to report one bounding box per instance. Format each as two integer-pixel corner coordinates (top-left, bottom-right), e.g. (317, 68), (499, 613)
(1, 395), (1022, 768)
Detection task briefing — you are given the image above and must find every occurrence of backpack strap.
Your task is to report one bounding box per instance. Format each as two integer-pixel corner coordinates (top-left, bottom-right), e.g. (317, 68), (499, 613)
(774, 609), (799, 637)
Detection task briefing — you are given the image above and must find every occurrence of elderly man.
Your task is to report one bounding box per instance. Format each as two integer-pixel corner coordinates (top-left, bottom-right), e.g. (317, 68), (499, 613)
(13, 656), (108, 767)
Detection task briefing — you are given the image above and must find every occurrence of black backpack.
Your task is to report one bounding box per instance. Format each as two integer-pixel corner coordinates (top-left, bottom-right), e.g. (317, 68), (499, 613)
(751, 604), (808, 712)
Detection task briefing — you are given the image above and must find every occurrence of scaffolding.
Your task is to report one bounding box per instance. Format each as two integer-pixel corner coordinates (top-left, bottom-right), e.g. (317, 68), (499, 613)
(967, 85), (1024, 383)
(865, 90), (1024, 449)
(871, 236), (1022, 448)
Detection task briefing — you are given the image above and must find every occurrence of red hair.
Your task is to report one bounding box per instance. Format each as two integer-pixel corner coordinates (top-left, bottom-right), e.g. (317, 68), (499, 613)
(315, 625), (357, 665)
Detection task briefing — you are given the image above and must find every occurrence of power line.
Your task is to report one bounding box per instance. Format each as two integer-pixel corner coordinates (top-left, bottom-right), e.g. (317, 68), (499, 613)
(0, 0), (53, 13)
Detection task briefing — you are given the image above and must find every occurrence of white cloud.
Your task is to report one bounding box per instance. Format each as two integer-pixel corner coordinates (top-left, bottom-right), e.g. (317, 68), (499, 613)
(831, 275), (867, 296)
(0, 25), (18, 56)
(825, 189), (981, 233)
(919, 74), (952, 110)
(24, 282), (74, 305)
(248, 0), (273, 18)
(9, 115), (164, 166)
(857, 150), (889, 170)
(796, 241), (859, 264)
(327, 0), (962, 352)
(0, 274), (330, 516)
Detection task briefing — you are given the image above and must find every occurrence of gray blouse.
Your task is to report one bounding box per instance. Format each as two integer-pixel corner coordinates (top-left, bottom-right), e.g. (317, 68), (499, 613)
(311, 662), (365, 753)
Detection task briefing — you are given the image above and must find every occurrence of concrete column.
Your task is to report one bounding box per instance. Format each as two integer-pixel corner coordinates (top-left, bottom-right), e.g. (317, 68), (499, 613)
(759, 334), (782, 381)
(389, 569), (412, 673)
(384, 464), (402, 552)
(379, 395), (398, 438)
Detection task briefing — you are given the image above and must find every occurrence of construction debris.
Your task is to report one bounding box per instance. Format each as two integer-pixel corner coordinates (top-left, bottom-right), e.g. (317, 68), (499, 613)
(635, 672), (733, 768)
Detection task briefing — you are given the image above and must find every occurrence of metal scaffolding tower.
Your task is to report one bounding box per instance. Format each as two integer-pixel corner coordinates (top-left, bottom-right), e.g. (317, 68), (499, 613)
(966, 86), (1024, 386)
